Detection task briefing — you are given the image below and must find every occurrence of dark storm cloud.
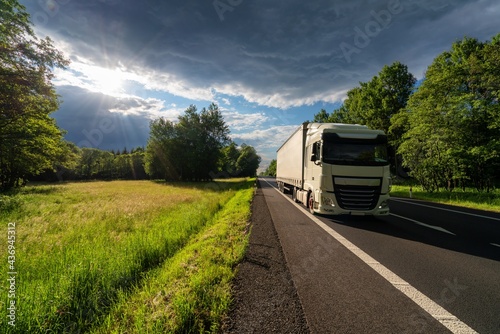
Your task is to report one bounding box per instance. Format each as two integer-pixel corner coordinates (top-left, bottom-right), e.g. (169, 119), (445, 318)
(24, 0), (500, 107)
(54, 86), (156, 150)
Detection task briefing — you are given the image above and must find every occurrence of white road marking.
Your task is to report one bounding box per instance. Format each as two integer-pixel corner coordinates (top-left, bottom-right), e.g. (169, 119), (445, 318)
(262, 178), (478, 334)
(490, 243), (500, 248)
(391, 213), (456, 235)
(390, 198), (500, 222)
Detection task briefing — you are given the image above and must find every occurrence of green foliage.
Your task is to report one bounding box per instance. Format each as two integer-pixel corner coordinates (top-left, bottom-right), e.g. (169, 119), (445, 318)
(263, 159), (277, 176)
(236, 144), (261, 177)
(398, 34), (500, 192)
(315, 61), (416, 139)
(145, 117), (179, 180)
(219, 142), (240, 175)
(145, 104), (261, 180)
(28, 146), (147, 182)
(0, 0), (69, 190)
(145, 104), (230, 181)
(313, 62), (416, 172)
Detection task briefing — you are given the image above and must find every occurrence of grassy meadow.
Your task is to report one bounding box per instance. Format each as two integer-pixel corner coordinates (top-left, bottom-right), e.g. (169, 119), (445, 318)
(0, 179), (254, 333)
(391, 185), (500, 213)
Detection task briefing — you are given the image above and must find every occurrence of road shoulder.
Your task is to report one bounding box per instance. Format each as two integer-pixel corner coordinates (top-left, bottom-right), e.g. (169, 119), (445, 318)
(220, 180), (309, 333)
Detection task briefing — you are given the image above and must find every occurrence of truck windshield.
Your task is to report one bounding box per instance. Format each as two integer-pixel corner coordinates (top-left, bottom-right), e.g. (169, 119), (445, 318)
(322, 137), (389, 166)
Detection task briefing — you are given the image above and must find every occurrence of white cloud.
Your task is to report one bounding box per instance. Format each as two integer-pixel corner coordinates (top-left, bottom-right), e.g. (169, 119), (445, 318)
(108, 97), (182, 120)
(222, 111), (269, 131)
(214, 83), (349, 109)
(232, 125), (298, 149)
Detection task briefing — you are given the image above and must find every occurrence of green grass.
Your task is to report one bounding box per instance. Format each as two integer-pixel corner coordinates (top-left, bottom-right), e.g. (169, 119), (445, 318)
(390, 185), (500, 213)
(0, 179), (254, 333)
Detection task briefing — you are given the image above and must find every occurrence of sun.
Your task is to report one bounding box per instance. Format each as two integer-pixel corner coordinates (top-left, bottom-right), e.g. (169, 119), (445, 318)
(88, 66), (125, 96)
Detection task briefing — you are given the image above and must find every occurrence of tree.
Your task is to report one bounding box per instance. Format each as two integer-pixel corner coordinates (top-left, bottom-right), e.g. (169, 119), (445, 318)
(144, 118), (179, 180)
(264, 159), (277, 176)
(398, 34), (500, 191)
(313, 61), (416, 173)
(219, 142), (240, 176)
(145, 103), (231, 181)
(315, 62), (415, 135)
(313, 109), (330, 122)
(0, 0), (69, 190)
(236, 144), (261, 177)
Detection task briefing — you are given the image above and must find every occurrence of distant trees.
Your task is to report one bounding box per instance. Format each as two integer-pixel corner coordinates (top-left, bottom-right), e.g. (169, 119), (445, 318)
(262, 159), (277, 177)
(218, 142), (261, 177)
(0, 0), (69, 190)
(31, 147), (147, 181)
(235, 144), (261, 177)
(145, 104), (261, 181)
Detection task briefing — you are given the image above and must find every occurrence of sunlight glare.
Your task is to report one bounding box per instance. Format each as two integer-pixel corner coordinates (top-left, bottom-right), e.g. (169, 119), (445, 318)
(87, 66), (126, 96)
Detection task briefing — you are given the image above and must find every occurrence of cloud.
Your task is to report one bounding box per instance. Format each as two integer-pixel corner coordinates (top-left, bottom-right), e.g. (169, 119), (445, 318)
(232, 125), (298, 149)
(20, 0), (500, 160)
(222, 110), (269, 131)
(25, 0), (500, 110)
(53, 86), (161, 150)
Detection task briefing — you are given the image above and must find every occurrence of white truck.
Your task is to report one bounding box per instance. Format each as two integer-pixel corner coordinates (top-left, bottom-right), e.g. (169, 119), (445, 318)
(276, 122), (391, 216)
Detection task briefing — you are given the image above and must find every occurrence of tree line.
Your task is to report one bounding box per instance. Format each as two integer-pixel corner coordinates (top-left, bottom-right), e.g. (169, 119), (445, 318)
(0, 1), (260, 190)
(314, 34), (500, 192)
(30, 145), (148, 182)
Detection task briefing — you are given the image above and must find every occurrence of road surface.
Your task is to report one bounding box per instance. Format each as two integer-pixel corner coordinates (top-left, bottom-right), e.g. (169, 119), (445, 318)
(258, 177), (500, 334)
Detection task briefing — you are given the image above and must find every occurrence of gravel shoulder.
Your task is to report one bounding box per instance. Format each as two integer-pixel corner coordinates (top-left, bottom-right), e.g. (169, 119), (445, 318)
(220, 181), (309, 333)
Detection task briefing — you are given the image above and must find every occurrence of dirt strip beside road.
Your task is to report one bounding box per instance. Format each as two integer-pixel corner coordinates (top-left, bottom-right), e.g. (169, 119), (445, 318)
(221, 181), (309, 333)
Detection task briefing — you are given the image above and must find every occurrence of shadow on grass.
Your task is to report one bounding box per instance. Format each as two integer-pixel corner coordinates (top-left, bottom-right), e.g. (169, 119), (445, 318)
(152, 178), (255, 193)
(1, 184), (62, 196)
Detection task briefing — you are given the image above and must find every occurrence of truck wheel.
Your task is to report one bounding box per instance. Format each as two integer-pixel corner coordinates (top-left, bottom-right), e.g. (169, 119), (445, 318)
(308, 193), (315, 215)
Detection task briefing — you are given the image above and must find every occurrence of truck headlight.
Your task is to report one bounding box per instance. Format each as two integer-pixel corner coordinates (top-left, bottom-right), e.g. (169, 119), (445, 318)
(321, 196), (335, 207)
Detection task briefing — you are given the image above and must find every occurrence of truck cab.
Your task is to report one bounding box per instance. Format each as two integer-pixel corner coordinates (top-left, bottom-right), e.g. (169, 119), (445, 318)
(277, 123), (391, 216)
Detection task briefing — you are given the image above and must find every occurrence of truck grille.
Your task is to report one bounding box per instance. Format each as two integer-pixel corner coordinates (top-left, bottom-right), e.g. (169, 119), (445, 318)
(334, 185), (380, 211)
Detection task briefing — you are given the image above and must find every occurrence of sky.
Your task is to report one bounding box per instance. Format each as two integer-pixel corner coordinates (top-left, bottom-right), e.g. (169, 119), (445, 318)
(19, 0), (500, 171)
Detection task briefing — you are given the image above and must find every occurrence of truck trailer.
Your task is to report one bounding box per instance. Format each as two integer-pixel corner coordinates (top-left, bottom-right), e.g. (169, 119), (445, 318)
(276, 122), (391, 216)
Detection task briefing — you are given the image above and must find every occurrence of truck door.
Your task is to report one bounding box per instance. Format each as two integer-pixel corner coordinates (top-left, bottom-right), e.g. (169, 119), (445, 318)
(305, 142), (320, 183)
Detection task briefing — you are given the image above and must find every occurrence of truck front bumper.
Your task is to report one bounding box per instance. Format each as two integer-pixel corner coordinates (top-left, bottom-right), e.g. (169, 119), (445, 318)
(316, 192), (390, 216)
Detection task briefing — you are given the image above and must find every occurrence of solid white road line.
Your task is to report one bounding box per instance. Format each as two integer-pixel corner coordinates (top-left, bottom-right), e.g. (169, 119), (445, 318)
(390, 198), (500, 222)
(490, 243), (500, 248)
(261, 179), (478, 334)
(390, 213), (456, 235)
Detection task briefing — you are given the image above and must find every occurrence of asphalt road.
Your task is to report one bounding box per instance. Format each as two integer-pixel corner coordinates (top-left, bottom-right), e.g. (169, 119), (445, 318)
(258, 177), (500, 334)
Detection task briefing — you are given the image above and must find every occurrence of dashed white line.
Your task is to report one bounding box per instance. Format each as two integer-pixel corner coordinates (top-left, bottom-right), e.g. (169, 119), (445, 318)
(391, 213), (456, 235)
(261, 178), (478, 334)
(390, 198), (500, 222)
(490, 243), (500, 248)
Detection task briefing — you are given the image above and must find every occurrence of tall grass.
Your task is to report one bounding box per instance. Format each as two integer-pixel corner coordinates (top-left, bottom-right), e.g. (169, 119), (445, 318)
(0, 179), (254, 333)
(93, 187), (253, 333)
